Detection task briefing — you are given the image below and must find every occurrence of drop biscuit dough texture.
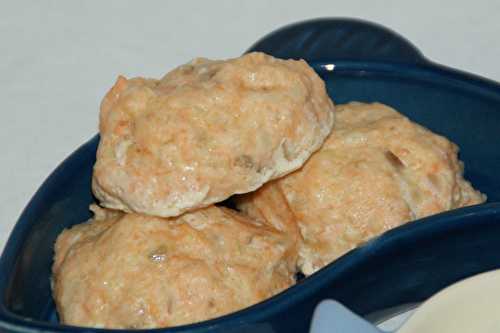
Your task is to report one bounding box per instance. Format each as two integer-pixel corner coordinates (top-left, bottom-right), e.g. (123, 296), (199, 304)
(237, 102), (486, 275)
(92, 52), (335, 217)
(52, 205), (298, 329)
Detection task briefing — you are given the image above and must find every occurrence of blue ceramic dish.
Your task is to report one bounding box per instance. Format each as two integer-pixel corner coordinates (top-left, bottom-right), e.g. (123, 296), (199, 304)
(1, 18), (499, 333)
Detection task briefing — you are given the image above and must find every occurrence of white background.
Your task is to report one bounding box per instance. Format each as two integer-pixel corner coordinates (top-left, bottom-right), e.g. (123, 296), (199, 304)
(1, 0), (500, 251)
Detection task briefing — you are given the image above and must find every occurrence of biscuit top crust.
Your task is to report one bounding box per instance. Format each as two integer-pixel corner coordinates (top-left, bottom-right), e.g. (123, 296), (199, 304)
(93, 52), (334, 217)
(52, 205), (298, 329)
(237, 102), (485, 275)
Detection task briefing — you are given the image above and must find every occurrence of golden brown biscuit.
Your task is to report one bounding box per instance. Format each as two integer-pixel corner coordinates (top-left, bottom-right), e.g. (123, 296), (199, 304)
(92, 52), (334, 217)
(52, 205), (297, 329)
(237, 102), (486, 275)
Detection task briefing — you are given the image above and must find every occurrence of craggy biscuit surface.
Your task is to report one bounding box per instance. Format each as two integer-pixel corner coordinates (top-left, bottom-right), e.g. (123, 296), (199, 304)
(92, 52), (334, 217)
(52, 205), (297, 329)
(237, 102), (486, 275)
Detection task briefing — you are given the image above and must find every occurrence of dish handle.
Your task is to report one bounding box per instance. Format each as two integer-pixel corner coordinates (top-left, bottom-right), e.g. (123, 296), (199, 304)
(246, 18), (427, 65)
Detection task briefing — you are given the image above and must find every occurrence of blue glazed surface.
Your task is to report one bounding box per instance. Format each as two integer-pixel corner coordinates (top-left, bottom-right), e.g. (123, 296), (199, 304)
(1, 18), (499, 333)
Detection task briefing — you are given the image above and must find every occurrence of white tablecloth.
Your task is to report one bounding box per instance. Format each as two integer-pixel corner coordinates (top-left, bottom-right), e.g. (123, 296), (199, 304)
(2, 0), (500, 251)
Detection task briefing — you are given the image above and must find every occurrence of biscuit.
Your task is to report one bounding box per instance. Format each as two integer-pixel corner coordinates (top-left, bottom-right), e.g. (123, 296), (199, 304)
(92, 52), (334, 217)
(52, 205), (297, 329)
(237, 102), (486, 275)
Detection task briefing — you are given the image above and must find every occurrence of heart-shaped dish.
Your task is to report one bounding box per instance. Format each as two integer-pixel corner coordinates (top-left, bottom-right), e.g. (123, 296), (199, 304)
(1, 18), (499, 333)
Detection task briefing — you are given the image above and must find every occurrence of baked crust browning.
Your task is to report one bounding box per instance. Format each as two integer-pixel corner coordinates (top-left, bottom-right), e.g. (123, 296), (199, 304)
(92, 52), (334, 217)
(237, 102), (486, 275)
(52, 205), (298, 329)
